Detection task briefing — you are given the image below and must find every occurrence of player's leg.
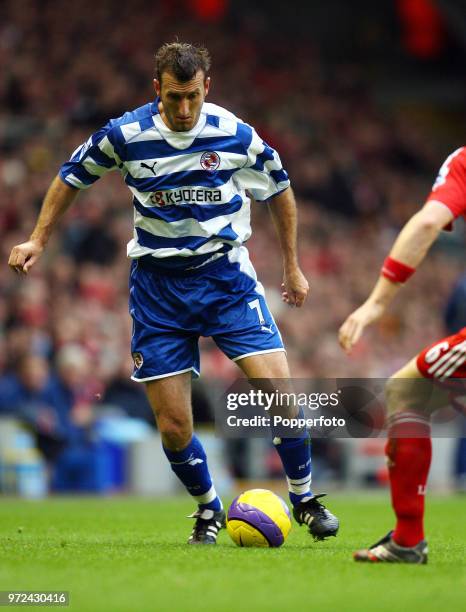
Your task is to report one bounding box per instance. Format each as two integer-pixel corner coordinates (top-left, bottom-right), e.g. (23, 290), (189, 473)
(129, 260), (225, 543)
(145, 373), (225, 544)
(354, 356), (449, 563)
(385, 358), (447, 548)
(145, 372), (193, 451)
(235, 351), (312, 507)
(209, 248), (338, 539)
(234, 350), (339, 540)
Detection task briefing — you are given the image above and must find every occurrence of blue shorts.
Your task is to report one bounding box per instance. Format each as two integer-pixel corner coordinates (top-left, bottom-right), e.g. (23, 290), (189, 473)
(129, 247), (285, 381)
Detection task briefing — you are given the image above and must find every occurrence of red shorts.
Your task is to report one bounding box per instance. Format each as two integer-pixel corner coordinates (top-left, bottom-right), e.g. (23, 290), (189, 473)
(417, 327), (466, 391)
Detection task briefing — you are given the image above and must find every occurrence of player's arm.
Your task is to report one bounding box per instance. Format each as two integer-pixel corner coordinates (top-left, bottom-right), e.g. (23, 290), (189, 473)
(338, 200), (454, 352)
(268, 187), (309, 308)
(8, 176), (78, 274)
(236, 125), (309, 306)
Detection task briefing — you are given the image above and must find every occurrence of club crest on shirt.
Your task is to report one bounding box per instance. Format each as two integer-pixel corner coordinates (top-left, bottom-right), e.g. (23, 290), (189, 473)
(200, 151), (220, 172)
(132, 352), (144, 369)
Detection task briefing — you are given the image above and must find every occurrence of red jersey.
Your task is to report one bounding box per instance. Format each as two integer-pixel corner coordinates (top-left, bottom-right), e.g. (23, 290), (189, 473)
(427, 146), (466, 223)
(417, 327), (466, 387)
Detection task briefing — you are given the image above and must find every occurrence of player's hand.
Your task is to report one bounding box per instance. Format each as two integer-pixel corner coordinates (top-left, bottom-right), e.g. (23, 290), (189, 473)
(282, 266), (309, 308)
(8, 239), (44, 275)
(338, 300), (386, 353)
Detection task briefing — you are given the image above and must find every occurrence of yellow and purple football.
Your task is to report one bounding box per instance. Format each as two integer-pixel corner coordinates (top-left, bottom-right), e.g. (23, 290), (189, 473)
(227, 489), (291, 547)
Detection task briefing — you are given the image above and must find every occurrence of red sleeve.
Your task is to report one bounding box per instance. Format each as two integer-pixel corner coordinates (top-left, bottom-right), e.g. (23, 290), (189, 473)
(426, 147), (466, 219)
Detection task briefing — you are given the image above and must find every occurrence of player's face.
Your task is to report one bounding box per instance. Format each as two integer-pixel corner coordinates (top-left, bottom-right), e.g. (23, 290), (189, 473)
(154, 70), (210, 132)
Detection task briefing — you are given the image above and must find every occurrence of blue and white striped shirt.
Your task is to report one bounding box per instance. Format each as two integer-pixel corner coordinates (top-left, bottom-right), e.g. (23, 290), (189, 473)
(59, 100), (290, 270)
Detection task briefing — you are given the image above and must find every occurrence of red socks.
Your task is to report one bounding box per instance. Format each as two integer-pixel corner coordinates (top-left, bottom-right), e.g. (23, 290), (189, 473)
(385, 411), (432, 547)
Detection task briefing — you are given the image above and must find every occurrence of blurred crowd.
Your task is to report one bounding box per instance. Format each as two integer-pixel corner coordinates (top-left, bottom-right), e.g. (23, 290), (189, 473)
(0, 1), (464, 485)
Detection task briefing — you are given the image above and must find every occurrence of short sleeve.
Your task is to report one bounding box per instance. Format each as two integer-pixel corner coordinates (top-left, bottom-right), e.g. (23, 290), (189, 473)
(59, 122), (120, 189)
(235, 126), (290, 201)
(427, 147), (466, 219)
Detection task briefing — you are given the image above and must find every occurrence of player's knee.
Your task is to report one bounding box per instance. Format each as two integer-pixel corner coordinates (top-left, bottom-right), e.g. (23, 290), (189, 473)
(157, 415), (192, 449)
(385, 375), (410, 417)
(385, 373), (425, 417)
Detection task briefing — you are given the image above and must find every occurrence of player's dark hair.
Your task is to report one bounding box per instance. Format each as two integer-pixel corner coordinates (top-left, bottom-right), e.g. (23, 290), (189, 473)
(155, 42), (211, 83)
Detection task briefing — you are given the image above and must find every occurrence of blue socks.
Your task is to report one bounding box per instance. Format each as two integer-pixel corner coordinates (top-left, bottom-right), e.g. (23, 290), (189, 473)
(163, 434), (222, 512)
(164, 433), (311, 511)
(273, 435), (313, 506)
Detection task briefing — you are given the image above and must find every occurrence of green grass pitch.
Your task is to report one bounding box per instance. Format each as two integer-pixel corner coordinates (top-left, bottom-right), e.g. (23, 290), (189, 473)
(0, 494), (464, 612)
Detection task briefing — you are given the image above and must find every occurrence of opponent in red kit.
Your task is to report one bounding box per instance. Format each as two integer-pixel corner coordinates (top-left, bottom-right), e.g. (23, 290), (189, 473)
(339, 146), (466, 563)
